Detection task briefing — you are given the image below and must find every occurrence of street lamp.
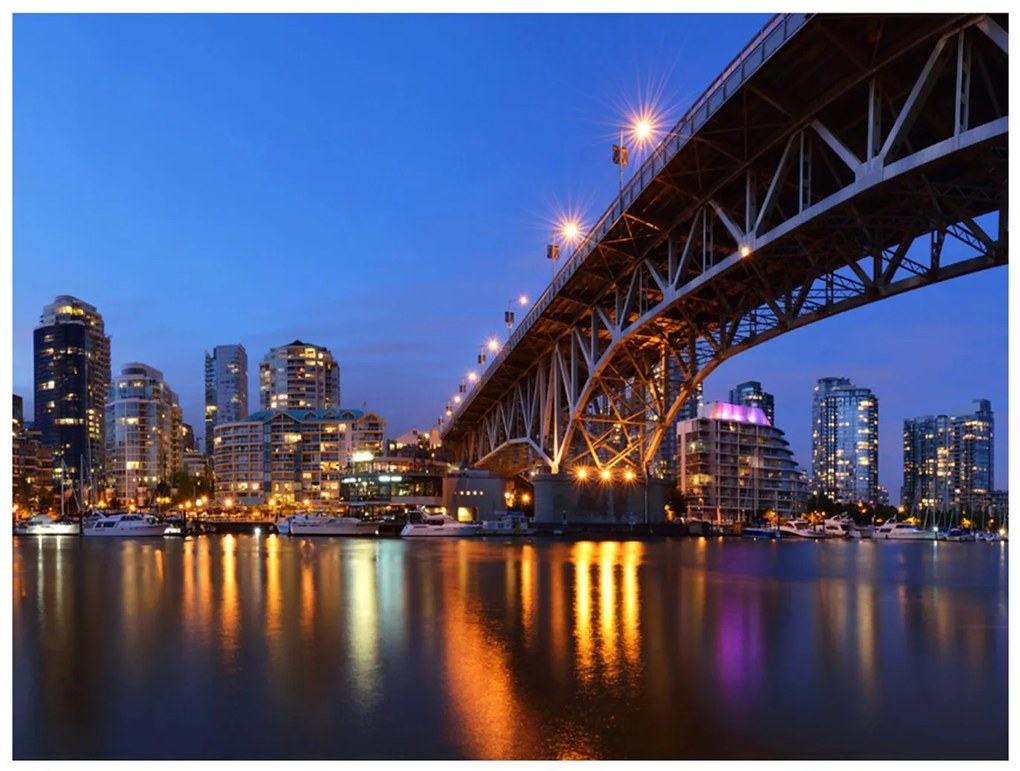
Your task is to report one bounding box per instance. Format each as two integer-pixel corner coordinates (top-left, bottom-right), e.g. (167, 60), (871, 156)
(547, 217), (583, 278)
(505, 295), (529, 336)
(613, 113), (660, 193)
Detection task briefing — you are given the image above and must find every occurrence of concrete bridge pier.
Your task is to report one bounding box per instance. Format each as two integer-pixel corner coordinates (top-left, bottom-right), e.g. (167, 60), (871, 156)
(532, 473), (669, 527)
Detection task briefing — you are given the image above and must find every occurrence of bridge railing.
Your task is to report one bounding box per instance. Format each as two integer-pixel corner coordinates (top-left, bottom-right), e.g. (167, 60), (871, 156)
(448, 12), (811, 429)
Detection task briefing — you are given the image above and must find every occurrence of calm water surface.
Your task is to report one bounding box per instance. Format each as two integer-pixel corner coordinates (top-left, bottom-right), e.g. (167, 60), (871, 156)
(12, 534), (1008, 760)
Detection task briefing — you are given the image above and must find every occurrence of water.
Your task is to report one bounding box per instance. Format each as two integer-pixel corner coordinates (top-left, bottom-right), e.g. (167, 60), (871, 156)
(12, 534), (1008, 760)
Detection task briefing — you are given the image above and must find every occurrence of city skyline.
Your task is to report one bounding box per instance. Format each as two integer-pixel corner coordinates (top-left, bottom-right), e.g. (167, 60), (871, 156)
(10, 13), (1010, 501)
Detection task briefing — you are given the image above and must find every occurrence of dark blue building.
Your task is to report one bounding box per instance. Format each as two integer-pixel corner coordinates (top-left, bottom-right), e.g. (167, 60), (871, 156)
(33, 296), (110, 498)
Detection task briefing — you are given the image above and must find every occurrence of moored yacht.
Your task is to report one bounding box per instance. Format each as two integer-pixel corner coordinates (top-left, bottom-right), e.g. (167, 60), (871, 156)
(14, 514), (80, 536)
(82, 513), (166, 537)
(274, 514), (319, 536)
(290, 516), (380, 537)
(874, 519), (937, 541)
(482, 511), (534, 535)
(823, 515), (855, 538)
(401, 513), (483, 538)
(778, 518), (825, 539)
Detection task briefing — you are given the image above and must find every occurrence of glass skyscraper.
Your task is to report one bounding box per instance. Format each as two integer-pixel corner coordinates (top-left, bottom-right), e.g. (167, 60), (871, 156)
(903, 399), (994, 515)
(33, 295), (111, 493)
(205, 344), (249, 455)
(728, 380), (775, 426)
(811, 377), (879, 503)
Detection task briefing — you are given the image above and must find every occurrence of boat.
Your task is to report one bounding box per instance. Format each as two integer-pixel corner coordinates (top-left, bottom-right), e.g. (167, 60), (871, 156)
(874, 519), (937, 541)
(944, 527), (976, 542)
(741, 525), (781, 539)
(274, 514), (319, 536)
(684, 518), (718, 537)
(14, 513), (80, 536)
(823, 515), (855, 538)
(482, 511), (534, 535)
(82, 513), (167, 537)
(289, 516), (380, 537)
(401, 512), (483, 538)
(778, 518), (826, 539)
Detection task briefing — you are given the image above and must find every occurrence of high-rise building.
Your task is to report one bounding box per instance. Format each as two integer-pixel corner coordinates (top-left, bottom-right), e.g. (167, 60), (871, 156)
(811, 377), (879, 503)
(33, 295), (111, 491)
(728, 381), (775, 426)
(204, 344), (248, 454)
(106, 363), (182, 506)
(213, 407), (385, 508)
(656, 378), (703, 478)
(676, 402), (807, 522)
(902, 414), (952, 511)
(903, 399), (994, 515)
(259, 340), (340, 411)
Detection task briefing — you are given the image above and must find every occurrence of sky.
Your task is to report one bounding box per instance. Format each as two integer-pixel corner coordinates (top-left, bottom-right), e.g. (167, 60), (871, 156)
(8, 12), (1012, 502)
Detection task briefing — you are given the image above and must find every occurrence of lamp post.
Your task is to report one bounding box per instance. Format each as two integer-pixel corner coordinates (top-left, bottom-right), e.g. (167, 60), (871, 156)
(613, 116), (655, 194)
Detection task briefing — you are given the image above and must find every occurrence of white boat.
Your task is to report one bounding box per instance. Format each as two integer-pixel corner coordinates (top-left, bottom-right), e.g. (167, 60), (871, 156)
(14, 514), (80, 536)
(82, 513), (167, 537)
(290, 516), (380, 537)
(822, 515), (855, 538)
(874, 520), (937, 541)
(274, 514), (318, 536)
(778, 518), (825, 539)
(482, 512), (534, 535)
(401, 513), (483, 538)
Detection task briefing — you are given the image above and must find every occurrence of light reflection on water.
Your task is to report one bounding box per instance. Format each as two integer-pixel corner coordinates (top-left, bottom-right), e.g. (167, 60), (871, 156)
(12, 536), (1008, 760)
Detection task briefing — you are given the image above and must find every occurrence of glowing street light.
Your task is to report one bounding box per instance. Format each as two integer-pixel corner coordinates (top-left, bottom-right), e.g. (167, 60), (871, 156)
(547, 216), (584, 278)
(613, 111), (663, 193)
(505, 295), (529, 333)
(486, 337), (500, 353)
(467, 371), (478, 383)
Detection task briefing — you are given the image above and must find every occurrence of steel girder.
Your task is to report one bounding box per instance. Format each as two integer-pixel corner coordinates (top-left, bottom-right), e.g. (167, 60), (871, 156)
(446, 13), (1008, 479)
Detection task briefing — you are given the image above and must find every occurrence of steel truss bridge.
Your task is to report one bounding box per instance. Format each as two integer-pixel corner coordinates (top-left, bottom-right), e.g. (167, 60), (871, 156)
(441, 13), (1008, 480)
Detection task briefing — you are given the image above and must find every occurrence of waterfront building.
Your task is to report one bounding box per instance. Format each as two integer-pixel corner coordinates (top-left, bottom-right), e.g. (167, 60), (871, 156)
(204, 344), (248, 454)
(12, 394), (54, 511)
(902, 399), (994, 516)
(12, 394), (24, 503)
(213, 407), (386, 508)
(728, 381), (775, 426)
(106, 363), (183, 506)
(33, 295), (111, 493)
(341, 453), (453, 511)
(676, 401), (807, 523)
(259, 340), (339, 411)
(811, 377), (879, 504)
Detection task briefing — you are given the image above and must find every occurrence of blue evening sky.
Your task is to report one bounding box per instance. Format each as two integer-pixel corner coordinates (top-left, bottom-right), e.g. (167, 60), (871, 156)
(10, 13), (1010, 500)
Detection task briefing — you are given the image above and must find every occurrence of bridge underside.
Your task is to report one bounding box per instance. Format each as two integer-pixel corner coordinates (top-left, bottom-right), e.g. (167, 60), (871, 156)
(443, 13), (1008, 480)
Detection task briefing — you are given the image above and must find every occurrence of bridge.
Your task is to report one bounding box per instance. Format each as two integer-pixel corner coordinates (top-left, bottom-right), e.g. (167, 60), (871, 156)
(440, 13), (1008, 516)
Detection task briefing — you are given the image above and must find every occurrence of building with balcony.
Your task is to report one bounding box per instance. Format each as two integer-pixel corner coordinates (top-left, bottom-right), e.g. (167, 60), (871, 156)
(258, 340), (339, 411)
(212, 407), (387, 508)
(106, 363), (183, 506)
(676, 401), (807, 523)
(33, 295), (111, 492)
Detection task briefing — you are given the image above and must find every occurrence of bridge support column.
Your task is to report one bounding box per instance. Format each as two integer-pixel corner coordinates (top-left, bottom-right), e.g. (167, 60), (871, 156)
(532, 473), (669, 528)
